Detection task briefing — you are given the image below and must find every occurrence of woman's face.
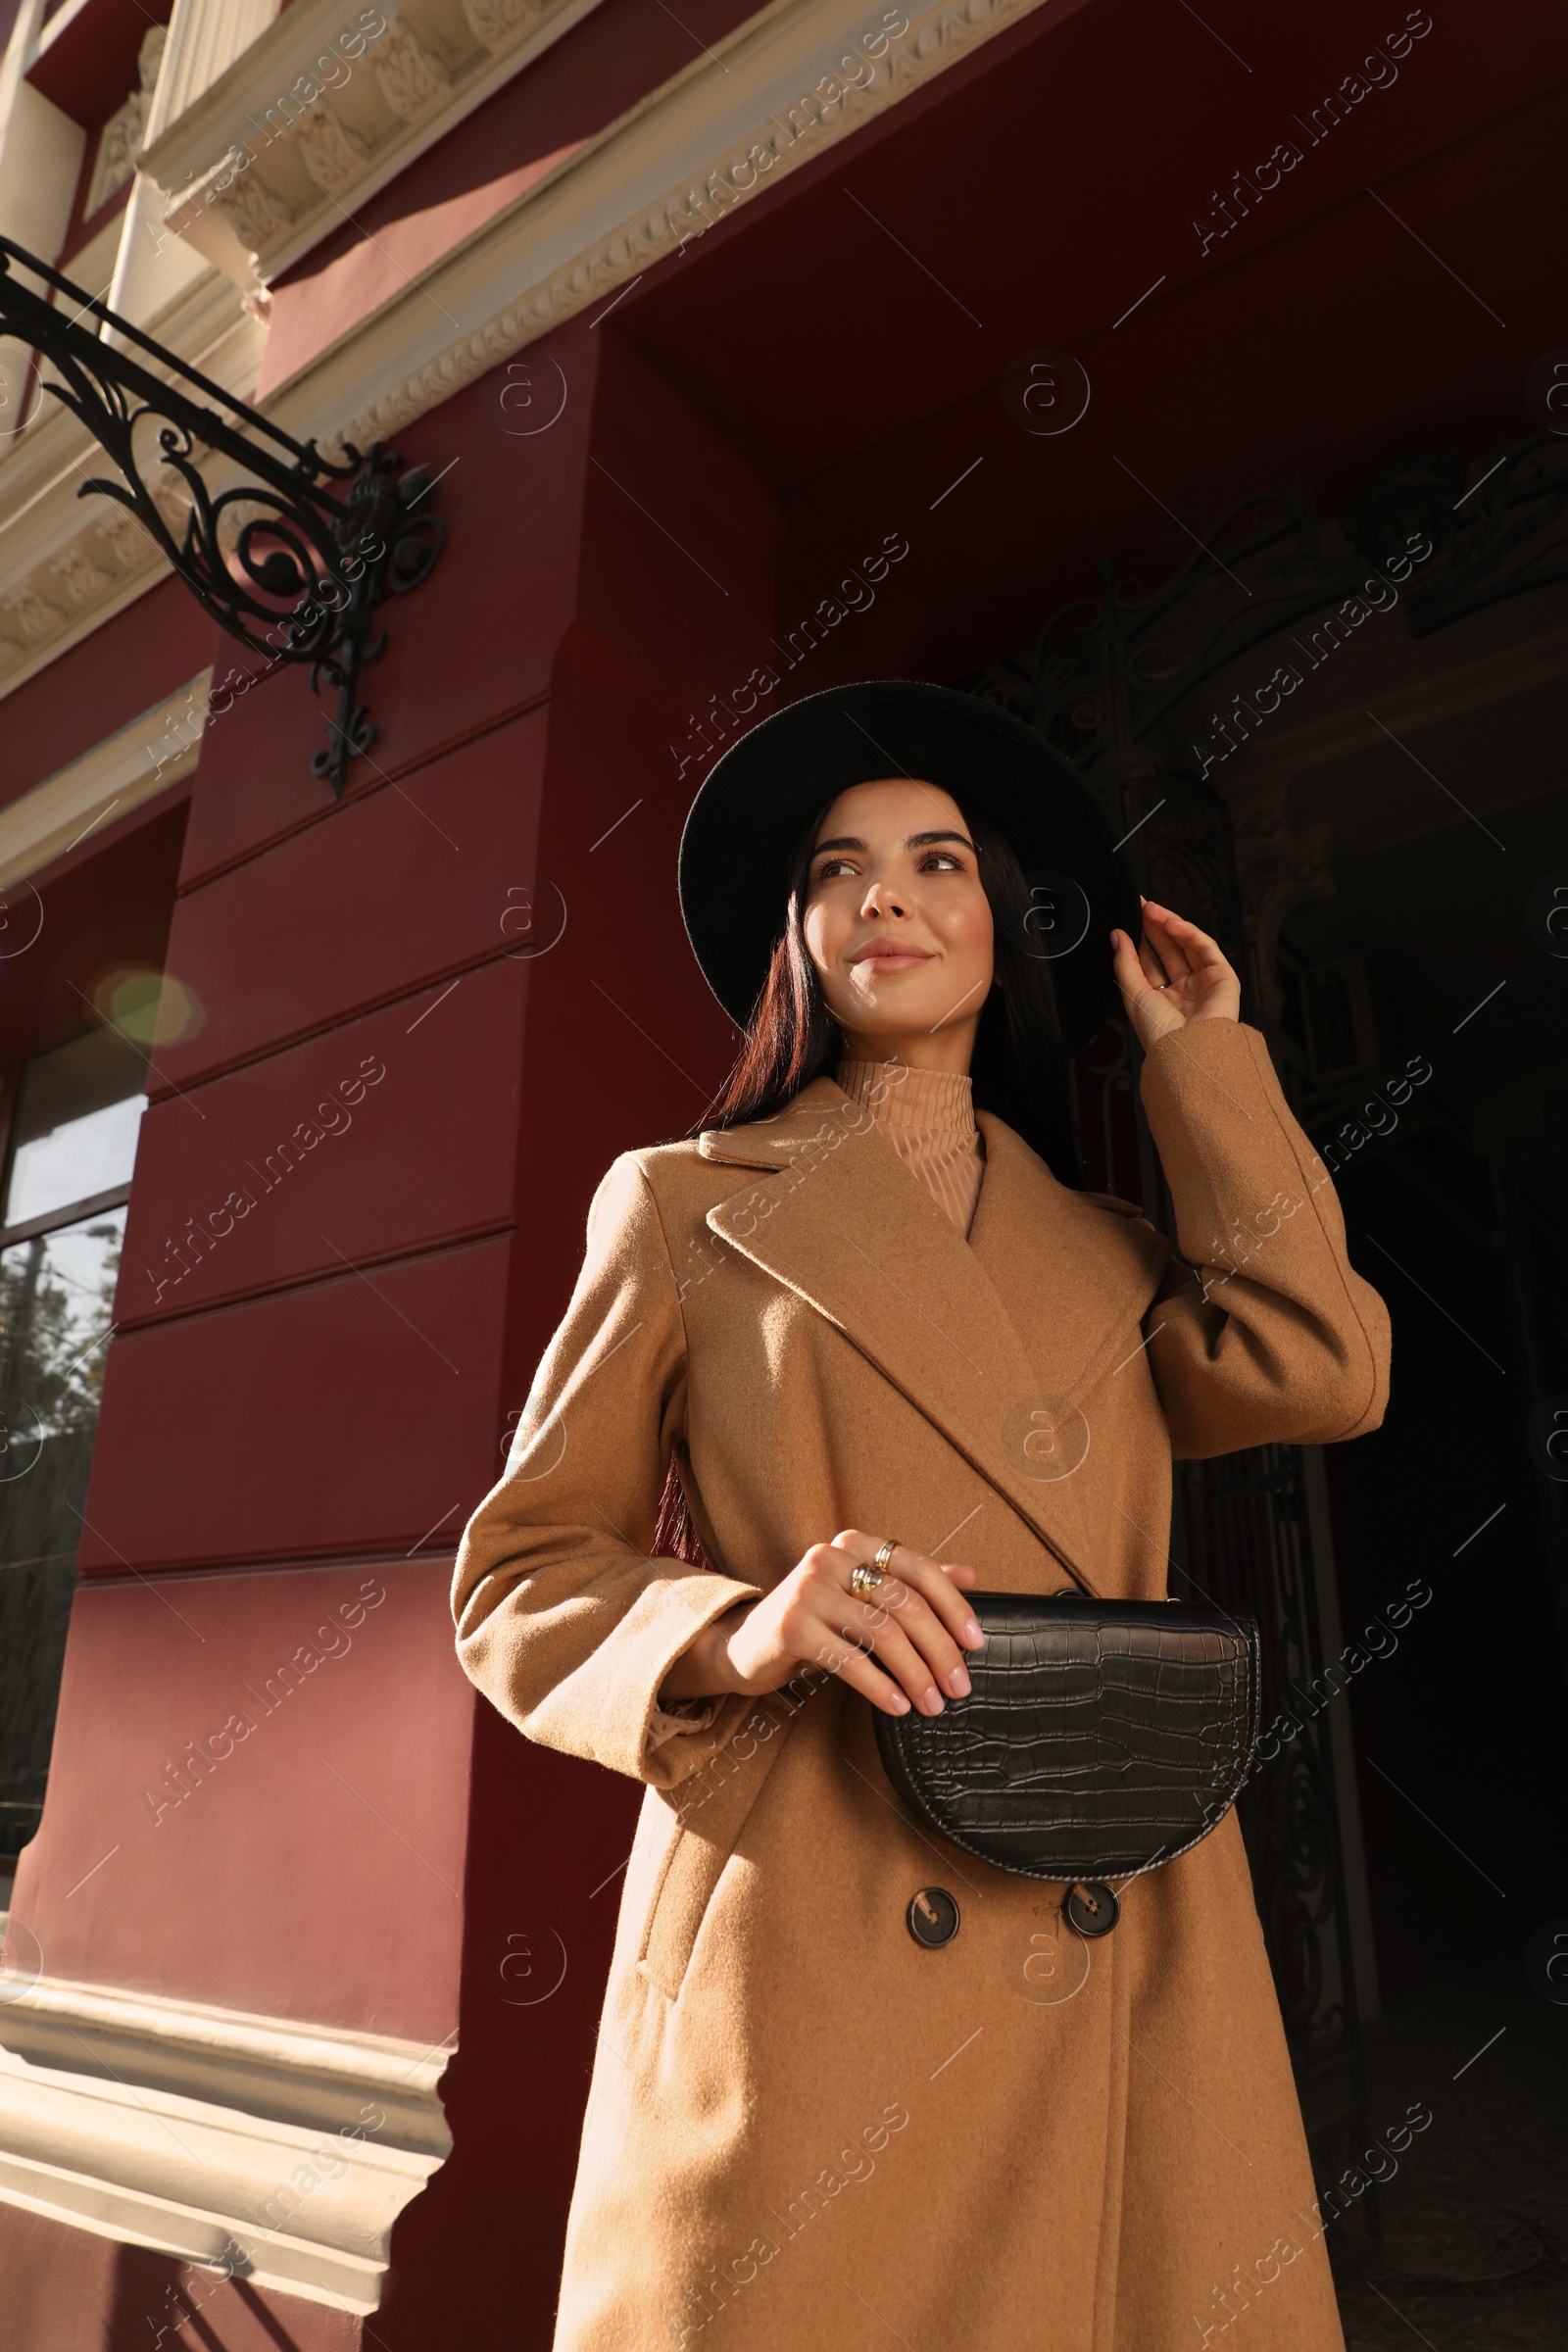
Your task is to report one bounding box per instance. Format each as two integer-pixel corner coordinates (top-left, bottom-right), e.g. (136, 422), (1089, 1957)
(801, 778), (995, 1066)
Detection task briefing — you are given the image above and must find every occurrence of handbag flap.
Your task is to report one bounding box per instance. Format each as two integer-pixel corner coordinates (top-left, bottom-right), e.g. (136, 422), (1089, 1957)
(873, 1593), (1260, 1883)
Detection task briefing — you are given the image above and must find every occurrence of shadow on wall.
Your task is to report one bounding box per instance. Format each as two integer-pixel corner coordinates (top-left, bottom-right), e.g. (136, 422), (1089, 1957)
(370, 1697), (640, 2352)
(106, 2237), (357, 2351)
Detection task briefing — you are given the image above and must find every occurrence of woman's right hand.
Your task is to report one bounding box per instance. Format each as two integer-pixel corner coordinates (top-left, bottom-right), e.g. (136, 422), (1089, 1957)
(659, 1530), (985, 1716)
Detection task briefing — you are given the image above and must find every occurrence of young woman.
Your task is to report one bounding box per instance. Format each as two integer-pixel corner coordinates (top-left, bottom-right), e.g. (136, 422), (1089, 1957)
(453, 682), (1391, 2352)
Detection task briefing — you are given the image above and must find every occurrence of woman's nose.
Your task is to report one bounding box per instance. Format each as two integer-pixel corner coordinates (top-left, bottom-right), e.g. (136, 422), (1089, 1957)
(859, 881), (907, 919)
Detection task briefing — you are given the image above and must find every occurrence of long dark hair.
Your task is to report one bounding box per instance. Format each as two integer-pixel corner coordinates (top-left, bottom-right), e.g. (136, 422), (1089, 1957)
(655, 795), (1086, 1570)
(658, 790), (1086, 1561)
(696, 792), (1085, 1188)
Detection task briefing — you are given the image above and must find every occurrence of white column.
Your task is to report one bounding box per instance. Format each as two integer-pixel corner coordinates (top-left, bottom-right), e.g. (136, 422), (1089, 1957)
(0, 1), (83, 438)
(107, 0), (282, 328)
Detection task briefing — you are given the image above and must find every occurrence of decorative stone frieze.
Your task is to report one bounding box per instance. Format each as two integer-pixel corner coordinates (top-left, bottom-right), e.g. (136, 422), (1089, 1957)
(374, 16), (454, 119)
(140, 0), (608, 281)
(463, 0), (547, 48)
(45, 543), (113, 609)
(290, 101), (372, 196)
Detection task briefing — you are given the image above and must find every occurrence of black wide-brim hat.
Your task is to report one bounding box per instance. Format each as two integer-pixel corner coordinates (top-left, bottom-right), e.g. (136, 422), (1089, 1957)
(678, 680), (1138, 1057)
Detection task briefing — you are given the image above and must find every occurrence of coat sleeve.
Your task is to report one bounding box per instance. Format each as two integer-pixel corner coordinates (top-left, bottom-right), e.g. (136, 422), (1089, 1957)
(1136, 1019), (1392, 1460)
(450, 1153), (765, 1788)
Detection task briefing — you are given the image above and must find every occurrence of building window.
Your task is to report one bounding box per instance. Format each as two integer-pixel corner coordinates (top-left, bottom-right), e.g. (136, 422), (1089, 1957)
(0, 1022), (148, 1860)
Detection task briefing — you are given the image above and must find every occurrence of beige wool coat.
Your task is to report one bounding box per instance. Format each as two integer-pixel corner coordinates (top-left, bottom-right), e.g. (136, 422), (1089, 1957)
(452, 1018), (1393, 2352)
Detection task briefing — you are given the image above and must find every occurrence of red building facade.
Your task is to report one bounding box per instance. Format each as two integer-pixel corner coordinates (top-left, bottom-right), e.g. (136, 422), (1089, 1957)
(0, 0), (1565, 2344)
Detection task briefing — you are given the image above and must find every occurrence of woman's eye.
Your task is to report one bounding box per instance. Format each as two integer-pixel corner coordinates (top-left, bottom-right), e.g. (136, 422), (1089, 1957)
(815, 858), (856, 881)
(921, 852), (963, 872)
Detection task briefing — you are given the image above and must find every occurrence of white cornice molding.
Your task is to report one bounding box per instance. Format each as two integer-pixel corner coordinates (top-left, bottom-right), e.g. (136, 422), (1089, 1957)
(270, 0), (1048, 456)
(0, 1971), (451, 2148)
(0, 1973), (453, 2313)
(0, 671), (210, 887)
(141, 0), (612, 287)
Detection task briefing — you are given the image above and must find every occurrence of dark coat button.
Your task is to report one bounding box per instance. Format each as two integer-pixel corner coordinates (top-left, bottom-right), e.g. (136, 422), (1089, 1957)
(907, 1887), (960, 1948)
(1065, 1881), (1120, 1938)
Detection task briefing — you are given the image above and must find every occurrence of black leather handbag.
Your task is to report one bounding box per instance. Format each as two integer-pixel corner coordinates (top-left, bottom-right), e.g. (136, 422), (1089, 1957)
(873, 1586), (1259, 1937)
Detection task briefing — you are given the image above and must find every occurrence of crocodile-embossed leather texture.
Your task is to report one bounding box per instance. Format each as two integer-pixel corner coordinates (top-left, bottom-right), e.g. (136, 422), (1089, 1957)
(873, 1592), (1259, 1882)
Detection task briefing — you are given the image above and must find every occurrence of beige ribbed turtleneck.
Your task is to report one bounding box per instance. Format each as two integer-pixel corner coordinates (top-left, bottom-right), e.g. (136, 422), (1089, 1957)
(836, 1058), (985, 1238)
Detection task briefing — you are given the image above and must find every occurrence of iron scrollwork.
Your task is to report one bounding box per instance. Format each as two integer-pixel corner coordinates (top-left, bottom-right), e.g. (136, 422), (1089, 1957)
(0, 238), (446, 792)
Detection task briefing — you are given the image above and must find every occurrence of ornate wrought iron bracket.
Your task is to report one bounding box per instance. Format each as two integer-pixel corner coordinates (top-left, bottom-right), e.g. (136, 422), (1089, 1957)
(0, 238), (447, 794)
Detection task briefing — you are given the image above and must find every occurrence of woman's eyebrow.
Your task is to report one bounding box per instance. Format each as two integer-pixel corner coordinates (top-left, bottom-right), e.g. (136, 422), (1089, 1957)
(810, 829), (975, 856)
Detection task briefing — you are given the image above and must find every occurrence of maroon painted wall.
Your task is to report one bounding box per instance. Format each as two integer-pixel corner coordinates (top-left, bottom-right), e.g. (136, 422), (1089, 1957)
(4, 0), (1566, 2340)
(0, 574), (211, 807)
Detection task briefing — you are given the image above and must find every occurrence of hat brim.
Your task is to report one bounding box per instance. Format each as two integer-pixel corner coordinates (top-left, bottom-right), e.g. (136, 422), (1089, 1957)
(677, 680), (1138, 1057)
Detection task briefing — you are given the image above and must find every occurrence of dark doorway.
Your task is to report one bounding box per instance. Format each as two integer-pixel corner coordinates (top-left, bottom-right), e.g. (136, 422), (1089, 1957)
(1275, 717), (1568, 2345)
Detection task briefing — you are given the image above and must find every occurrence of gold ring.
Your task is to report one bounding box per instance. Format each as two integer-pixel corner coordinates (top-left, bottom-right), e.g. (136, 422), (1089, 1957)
(851, 1562), (883, 1597)
(874, 1539), (898, 1573)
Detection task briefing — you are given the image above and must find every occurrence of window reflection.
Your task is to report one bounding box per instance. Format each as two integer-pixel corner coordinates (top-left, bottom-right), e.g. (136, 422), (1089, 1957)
(3, 1025), (148, 1231)
(0, 1018), (141, 1857)
(0, 1206), (122, 1848)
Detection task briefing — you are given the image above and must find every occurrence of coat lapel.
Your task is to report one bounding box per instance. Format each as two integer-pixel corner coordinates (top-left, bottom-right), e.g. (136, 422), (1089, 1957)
(699, 1078), (1170, 1589)
(967, 1114), (1172, 1409)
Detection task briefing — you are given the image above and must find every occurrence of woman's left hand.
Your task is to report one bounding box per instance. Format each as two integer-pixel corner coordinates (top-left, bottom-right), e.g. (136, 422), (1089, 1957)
(1110, 896), (1242, 1050)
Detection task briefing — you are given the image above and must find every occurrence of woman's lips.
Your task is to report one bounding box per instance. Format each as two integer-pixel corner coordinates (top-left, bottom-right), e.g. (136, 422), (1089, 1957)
(850, 944), (934, 971)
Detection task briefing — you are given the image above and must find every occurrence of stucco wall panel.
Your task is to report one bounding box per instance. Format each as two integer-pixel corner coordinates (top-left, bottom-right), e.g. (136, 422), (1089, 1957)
(11, 1557), (470, 2039)
(158, 708), (546, 1089)
(118, 957), (527, 1329)
(78, 1235), (510, 1570)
